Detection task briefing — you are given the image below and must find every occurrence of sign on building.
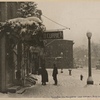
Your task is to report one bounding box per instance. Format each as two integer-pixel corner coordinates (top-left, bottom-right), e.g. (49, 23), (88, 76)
(43, 30), (63, 39)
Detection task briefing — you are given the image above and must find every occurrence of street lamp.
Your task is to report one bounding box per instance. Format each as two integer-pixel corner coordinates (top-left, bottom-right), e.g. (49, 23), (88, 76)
(60, 52), (63, 73)
(86, 32), (94, 85)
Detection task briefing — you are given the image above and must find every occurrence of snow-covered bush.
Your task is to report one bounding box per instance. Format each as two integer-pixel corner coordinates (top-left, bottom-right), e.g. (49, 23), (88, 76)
(0, 2), (46, 47)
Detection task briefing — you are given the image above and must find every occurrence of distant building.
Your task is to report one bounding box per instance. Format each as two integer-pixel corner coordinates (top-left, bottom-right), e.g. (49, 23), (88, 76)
(44, 39), (74, 68)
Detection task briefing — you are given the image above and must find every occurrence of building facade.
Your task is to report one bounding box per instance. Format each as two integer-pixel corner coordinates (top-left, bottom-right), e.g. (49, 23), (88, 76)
(0, 2), (45, 92)
(0, 2), (21, 93)
(44, 39), (74, 69)
(0, 2), (74, 93)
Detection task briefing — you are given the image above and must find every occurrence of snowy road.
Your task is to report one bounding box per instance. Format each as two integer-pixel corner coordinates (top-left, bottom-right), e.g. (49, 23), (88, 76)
(1, 68), (100, 98)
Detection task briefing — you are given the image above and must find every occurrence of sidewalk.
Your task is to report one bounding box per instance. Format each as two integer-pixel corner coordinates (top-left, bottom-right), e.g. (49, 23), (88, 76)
(6, 68), (100, 98)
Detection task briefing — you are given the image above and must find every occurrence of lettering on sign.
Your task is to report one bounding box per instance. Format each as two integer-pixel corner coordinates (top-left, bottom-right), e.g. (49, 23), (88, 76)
(43, 31), (63, 39)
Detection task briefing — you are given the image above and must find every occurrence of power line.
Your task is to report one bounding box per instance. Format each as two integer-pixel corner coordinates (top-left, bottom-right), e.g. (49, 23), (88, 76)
(42, 15), (70, 30)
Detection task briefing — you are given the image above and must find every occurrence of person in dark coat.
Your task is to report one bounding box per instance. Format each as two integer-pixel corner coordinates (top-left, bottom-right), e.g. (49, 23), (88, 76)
(52, 64), (58, 85)
(38, 67), (42, 75)
(41, 67), (48, 85)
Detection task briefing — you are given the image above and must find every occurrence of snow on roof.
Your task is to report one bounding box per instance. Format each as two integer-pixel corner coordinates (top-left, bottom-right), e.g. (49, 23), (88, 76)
(8, 18), (26, 23)
(45, 29), (63, 32)
(26, 16), (42, 23)
(8, 16), (42, 25)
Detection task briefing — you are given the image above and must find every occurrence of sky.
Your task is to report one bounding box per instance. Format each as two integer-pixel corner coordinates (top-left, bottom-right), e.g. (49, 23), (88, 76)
(33, 0), (100, 47)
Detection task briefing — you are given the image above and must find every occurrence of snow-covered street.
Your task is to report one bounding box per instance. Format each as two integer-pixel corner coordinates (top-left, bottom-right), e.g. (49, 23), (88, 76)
(1, 68), (100, 98)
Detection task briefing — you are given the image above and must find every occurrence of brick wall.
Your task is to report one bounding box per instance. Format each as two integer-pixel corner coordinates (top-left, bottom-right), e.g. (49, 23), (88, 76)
(44, 39), (74, 69)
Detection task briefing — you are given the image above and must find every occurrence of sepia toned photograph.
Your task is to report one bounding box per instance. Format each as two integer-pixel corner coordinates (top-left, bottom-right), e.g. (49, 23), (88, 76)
(0, 0), (100, 99)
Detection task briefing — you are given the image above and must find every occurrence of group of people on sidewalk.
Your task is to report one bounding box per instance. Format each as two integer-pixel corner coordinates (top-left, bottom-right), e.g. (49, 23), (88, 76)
(38, 64), (58, 85)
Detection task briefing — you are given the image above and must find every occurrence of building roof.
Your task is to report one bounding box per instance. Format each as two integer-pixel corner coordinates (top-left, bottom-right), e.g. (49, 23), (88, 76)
(45, 29), (63, 33)
(45, 39), (74, 47)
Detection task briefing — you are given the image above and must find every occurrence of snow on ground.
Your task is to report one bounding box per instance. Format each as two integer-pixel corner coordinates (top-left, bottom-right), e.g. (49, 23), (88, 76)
(2, 68), (100, 98)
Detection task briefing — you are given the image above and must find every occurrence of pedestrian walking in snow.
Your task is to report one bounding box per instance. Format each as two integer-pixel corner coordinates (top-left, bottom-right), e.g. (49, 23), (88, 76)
(80, 74), (83, 81)
(52, 64), (58, 85)
(38, 67), (42, 75)
(41, 67), (48, 85)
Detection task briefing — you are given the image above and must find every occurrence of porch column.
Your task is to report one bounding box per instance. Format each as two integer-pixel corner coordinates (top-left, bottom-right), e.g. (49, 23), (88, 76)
(16, 42), (22, 82)
(0, 34), (7, 93)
